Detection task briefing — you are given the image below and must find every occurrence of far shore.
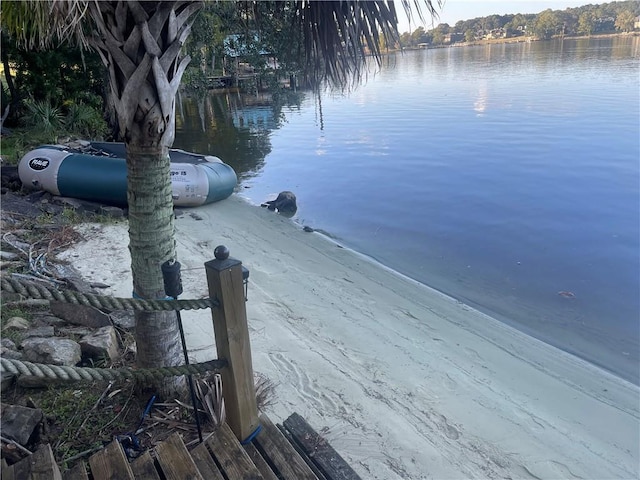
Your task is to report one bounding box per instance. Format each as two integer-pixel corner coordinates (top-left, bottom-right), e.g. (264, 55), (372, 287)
(395, 30), (639, 52)
(58, 194), (640, 480)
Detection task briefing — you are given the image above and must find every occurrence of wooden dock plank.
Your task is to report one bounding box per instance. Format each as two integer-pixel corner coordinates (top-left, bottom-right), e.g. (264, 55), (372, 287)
(283, 413), (361, 480)
(206, 423), (263, 480)
(32, 444), (63, 480)
(88, 440), (135, 480)
(1, 458), (15, 480)
(277, 423), (328, 480)
(191, 442), (225, 480)
(243, 442), (279, 480)
(253, 414), (317, 480)
(130, 451), (161, 480)
(62, 461), (89, 480)
(11, 459), (29, 480)
(154, 432), (204, 480)
(8, 444), (62, 480)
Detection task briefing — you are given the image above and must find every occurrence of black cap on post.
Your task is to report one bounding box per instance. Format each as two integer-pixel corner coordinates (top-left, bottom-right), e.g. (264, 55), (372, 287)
(214, 245), (230, 260)
(206, 245), (241, 271)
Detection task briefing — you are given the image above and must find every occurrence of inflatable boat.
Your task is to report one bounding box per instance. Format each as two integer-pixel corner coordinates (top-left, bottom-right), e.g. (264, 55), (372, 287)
(18, 142), (237, 207)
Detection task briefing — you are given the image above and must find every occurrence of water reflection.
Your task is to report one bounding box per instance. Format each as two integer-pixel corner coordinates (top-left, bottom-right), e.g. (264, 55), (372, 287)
(172, 37), (639, 383)
(473, 81), (488, 115)
(174, 89), (304, 180)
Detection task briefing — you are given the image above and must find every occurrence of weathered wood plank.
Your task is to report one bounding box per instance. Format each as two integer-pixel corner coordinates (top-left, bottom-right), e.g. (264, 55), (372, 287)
(154, 432), (204, 480)
(10, 457), (29, 480)
(191, 442), (225, 480)
(205, 255), (260, 441)
(277, 423), (328, 480)
(7, 444), (62, 480)
(130, 451), (161, 480)
(283, 413), (361, 480)
(1, 458), (15, 480)
(88, 440), (135, 480)
(206, 423), (263, 480)
(253, 414), (317, 480)
(30, 444), (63, 480)
(243, 442), (279, 480)
(62, 461), (89, 480)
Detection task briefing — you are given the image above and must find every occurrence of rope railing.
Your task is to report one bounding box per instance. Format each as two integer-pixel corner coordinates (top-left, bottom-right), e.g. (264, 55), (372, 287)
(1, 247), (258, 440)
(0, 357), (227, 383)
(0, 275), (224, 384)
(1, 276), (218, 311)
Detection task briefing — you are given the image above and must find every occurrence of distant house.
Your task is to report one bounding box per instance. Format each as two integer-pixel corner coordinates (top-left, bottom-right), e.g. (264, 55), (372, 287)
(486, 28), (506, 39)
(635, 15), (640, 30)
(222, 34), (273, 79)
(443, 32), (464, 44)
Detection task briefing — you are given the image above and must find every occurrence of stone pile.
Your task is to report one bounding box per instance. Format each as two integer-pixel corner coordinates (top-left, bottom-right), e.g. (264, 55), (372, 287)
(0, 169), (136, 459)
(0, 288), (137, 462)
(1, 303), (135, 390)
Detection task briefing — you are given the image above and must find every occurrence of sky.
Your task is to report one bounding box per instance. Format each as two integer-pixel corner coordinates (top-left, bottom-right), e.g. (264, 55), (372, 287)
(398, 0), (607, 33)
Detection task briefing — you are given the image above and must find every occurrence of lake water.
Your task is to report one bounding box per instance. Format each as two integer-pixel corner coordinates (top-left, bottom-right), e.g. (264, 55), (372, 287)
(175, 36), (640, 385)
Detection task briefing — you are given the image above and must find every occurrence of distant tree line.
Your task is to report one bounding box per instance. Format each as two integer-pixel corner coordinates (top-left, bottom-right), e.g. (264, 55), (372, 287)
(399, 0), (639, 47)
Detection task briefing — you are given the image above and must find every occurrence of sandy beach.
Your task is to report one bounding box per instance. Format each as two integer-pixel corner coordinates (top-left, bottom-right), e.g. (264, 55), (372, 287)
(58, 194), (639, 480)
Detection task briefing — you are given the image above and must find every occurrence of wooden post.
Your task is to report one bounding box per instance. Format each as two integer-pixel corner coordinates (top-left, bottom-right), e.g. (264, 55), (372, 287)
(205, 246), (259, 441)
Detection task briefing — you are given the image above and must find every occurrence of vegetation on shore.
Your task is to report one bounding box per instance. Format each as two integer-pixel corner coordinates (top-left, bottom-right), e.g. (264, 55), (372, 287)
(398, 0), (639, 48)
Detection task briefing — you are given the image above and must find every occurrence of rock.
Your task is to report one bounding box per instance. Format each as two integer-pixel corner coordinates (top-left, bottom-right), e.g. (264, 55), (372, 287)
(1, 404), (44, 445)
(50, 302), (111, 328)
(23, 326), (56, 339)
(1, 338), (23, 360)
(26, 190), (48, 202)
(99, 205), (125, 218)
(3, 316), (31, 331)
(51, 196), (85, 211)
(109, 310), (135, 330)
(56, 326), (94, 337)
(1, 349), (23, 360)
(21, 337), (81, 366)
(29, 313), (67, 327)
(303, 226), (314, 232)
(80, 326), (120, 362)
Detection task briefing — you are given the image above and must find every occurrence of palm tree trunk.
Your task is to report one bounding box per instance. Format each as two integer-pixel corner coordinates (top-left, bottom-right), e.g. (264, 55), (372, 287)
(87, 0), (202, 398)
(125, 144), (185, 395)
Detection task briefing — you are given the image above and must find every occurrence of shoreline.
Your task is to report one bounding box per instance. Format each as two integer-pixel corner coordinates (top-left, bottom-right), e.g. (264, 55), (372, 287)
(59, 194), (639, 479)
(398, 31), (639, 51)
(250, 195), (639, 388)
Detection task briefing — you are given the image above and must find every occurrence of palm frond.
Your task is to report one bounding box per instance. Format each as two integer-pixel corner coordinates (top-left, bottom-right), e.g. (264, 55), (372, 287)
(1, 0), (93, 50)
(252, 0), (440, 89)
